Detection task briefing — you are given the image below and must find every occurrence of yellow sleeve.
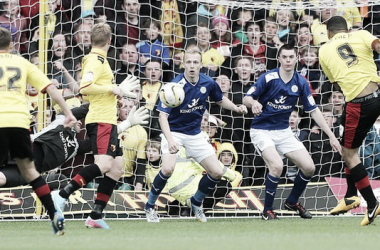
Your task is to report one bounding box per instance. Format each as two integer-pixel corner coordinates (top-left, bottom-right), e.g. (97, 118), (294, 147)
(26, 60), (51, 92)
(359, 30), (377, 51)
(79, 57), (113, 95)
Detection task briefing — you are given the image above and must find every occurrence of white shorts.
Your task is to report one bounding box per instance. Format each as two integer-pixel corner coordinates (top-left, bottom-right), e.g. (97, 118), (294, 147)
(250, 127), (304, 158)
(160, 132), (215, 163)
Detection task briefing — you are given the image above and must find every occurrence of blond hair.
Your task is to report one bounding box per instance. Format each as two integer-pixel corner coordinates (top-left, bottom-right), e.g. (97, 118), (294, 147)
(91, 23), (112, 47)
(184, 47), (202, 61)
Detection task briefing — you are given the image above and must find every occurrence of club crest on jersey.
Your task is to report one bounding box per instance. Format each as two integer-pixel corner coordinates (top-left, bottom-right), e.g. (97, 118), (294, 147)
(200, 86), (206, 94)
(291, 85), (298, 93)
(110, 144), (116, 152)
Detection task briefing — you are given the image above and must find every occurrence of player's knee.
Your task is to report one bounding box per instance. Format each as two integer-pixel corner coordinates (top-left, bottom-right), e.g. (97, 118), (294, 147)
(208, 168), (224, 180)
(161, 167), (173, 177)
(270, 164), (284, 177)
(302, 164), (315, 177)
(0, 172), (7, 187)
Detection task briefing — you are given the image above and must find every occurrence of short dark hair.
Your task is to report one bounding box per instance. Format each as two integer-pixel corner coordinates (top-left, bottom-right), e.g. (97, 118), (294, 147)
(327, 16), (348, 32)
(278, 44), (297, 56)
(0, 27), (12, 50)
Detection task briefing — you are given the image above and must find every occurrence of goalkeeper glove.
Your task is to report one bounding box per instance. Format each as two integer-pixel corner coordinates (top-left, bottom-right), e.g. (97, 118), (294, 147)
(118, 106), (149, 132)
(119, 75), (140, 98)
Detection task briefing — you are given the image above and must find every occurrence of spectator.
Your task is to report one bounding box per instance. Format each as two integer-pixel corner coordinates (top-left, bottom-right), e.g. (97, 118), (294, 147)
(311, 0), (338, 46)
(136, 19), (170, 68)
(202, 115), (221, 152)
(210, 15), (238, 56)
(160, 0), (184, 51)
(298, 46), (321, 93)
(118, 98), (148, 191)
(116, 43), (139, 84)
(328, 90), (345, 126)
(335, 0), (362, 29)
(295, 23), (313, 49)
(275, 9), (296, 46)
(115, 0), (140, 47)
(262, 16), (283, 49)
(304, 105), (344, 182)
(145, 140), (165, 191)
(0, 0), (28, 53)
(231, 7), (252, 44)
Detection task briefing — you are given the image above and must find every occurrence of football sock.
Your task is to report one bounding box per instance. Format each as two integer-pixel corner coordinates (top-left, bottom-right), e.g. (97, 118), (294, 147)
(90, 176), (117, 220)
(30, 176), (55, 220)
(344, 167), (357, 198)
(264, 174), (279, 213)
(60, 164), (102, 199)
(191, 174), (221, 207)
(146, 170), (169, 210)
(286, 171), (311, 205)
(350, 163), (377, 208)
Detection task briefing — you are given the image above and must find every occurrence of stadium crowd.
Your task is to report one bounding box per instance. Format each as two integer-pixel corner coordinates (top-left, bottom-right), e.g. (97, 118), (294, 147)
(1, 0), (380, 193)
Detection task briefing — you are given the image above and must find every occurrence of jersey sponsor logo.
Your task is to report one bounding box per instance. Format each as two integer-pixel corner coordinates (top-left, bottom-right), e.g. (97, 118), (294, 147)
(187, 98), (199, 108)
(59, 131), (76, 159)
(275, 96), (287, 104)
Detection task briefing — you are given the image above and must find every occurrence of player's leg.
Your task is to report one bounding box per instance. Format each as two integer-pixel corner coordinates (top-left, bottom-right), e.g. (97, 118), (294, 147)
(85, 155), (122, 229)
(6, 128), (64, 235)
(250, 128), (282, 220)
(0, 166), (27, 187)
(284, 147), (314, 219)
(341, 99), (380, 225)
(58, 124), (113, 200)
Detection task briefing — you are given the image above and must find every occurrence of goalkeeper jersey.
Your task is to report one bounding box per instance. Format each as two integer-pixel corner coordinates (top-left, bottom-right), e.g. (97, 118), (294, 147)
(319, 30), (380, 102)
(80, 48), (117, 125)
(0, 52), (51, 129)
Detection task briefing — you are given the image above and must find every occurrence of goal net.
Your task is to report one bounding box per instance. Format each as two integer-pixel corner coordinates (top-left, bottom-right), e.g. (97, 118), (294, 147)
(1, 0), (380, 220)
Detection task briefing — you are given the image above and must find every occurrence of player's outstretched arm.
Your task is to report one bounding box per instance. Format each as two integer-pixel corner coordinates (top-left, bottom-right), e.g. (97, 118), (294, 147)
(46, 85), (77, 128)
(217, 97), (248, 114)
(117, 106), (150, 133)
(310, 108), (342, 155)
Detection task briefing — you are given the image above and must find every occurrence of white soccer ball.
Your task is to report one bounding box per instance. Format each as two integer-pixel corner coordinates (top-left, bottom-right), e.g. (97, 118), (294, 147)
(159, 83), (185, 108)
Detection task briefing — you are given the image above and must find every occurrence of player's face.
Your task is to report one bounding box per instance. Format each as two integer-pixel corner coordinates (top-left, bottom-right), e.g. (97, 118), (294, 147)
(278, 49), (297, 72)
(220, 151), (233, 167)
(52, 34), (67, 58)
(289, 111), (300, 130)
(145, 62), (162, 82)
(120, 44), (138, 65)
(183, 53), (202, 79)
(215, 75), (231, 93)
(297, 27), (312, 46)
(146, 146), (160, 162)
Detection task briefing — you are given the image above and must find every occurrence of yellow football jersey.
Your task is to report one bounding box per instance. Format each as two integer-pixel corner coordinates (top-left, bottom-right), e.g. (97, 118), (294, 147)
(79, 48), (117, 125)
(119, 124), (148, 177)
(0, 52), (51, 129)
(319, 30), (380, 102)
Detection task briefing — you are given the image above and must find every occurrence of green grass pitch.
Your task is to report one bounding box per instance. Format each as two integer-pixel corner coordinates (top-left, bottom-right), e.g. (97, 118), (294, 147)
(1, 217), (380, 250)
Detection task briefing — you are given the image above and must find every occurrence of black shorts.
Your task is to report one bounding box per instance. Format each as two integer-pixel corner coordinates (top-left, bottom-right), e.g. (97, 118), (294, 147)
(341, 90), (380, 149)
(0, 165), (26, 187)
(0, 128), (34, 166)
(86, 123), (118, 158)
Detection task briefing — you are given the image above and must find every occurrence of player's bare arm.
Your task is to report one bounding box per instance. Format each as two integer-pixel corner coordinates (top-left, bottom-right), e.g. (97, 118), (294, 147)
(217, 97), (248, 114)
(243, 96), (262, 115)
(310, 108), (342, 154)
(46, 84), (77, 128)
(158, 112), (179, 154)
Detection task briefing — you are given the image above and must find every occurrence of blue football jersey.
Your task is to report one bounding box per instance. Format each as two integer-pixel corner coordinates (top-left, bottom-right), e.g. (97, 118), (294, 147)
(246, 68), (317, 130)
(157, 73), (224, 135)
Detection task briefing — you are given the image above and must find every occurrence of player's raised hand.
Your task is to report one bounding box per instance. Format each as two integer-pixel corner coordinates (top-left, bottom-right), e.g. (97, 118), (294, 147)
(127, 106), (149, 126)
(119, 75), (140, 98)
(329, 136), (342, 155)
(235, 105), (248, 114)
(251, 100), (263, 115)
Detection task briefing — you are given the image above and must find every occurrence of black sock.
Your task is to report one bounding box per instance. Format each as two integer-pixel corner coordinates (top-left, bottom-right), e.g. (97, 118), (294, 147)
(60, 164), (102, 199)
(350, 163), (377, 208)
(30, 176), (55, 220)
(345, 167), (357, 198)
(90, 176), (116, 220)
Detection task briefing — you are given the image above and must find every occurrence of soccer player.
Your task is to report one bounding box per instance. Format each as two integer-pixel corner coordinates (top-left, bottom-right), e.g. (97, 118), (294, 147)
(52, 23), (139, 229)
(319, 16), (380, 226)
(0, 27), (77, 235)
(243, 44), (342, 220)
(144, 48), (247, 223)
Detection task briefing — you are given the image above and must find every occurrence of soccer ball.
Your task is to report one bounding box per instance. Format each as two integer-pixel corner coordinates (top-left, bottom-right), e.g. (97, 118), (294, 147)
(159, 83), (185, 108)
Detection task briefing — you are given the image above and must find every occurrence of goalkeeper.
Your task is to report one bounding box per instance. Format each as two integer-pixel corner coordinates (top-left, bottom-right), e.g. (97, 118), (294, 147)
(0, 103), (149, 188)
(51, 23), (145, 229)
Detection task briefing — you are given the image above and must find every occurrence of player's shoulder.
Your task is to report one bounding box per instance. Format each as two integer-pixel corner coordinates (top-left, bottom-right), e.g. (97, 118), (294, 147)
(199, 73), (215, 83)
(83, 53), (105, 65)
(261, 68), (280, 83)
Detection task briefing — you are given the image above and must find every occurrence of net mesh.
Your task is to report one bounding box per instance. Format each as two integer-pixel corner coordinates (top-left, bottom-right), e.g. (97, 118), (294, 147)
(1, 0), (380, 219)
